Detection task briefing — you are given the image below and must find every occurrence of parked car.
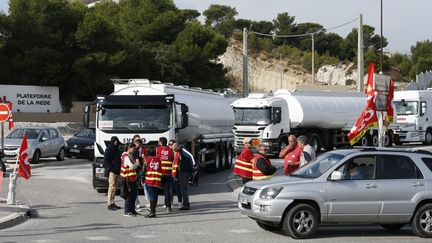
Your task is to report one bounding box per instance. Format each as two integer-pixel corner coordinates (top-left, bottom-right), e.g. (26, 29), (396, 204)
(2, 127), (65, 164)
(65, 128), (95, 160)
(238, 147), (432, 239)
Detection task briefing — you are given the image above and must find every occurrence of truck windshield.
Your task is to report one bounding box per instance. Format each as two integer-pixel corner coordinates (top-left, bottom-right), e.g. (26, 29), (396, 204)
(394, 101), (418, 115)
(97, 105), (172, 132)
(291, 152), (345, 179)
(233, 108), (271, 125)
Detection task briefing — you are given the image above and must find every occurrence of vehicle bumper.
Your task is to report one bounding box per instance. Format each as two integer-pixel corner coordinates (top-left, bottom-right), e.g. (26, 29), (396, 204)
(2, 149), (19, 161)
(93, 158), (108, 189)
(394, 130), (425, 142)
(66, 147), (94, 159)
(238, 187), (292, 224)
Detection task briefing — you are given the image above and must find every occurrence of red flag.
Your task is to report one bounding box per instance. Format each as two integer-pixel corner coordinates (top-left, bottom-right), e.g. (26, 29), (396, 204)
(17, 133), (31, 180)
(348, 63), (379, 145)
(7, 102), (14, 129)
(386, 79), (394, 124)
(0, 171), (3, 192)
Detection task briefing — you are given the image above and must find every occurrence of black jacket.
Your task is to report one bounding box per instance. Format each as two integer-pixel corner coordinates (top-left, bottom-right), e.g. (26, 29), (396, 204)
(256, 153), (276, 176)
(104, 138), (121, 175)
(178, 146), (195, 173)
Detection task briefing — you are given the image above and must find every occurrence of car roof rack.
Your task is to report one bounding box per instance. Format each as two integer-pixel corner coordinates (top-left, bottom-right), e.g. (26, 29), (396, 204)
(354, 146), (432, 155)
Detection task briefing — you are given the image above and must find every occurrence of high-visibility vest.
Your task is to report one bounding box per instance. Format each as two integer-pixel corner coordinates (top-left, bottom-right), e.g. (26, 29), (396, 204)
(120, 152), (137, 181)
(252, 153), (273, 180)
(233, 148), (254, 178)
(157, 146), (174, 175)
(172, 152), (180, 177)
(144, 156), (162, 187)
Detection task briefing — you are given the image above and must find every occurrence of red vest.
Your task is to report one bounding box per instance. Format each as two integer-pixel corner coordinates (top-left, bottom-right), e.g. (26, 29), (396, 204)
(157, 146), (174, 175)
(233, 147), (254, 178)
(144, 156), (162, 187)
(120, 152), (137, 181)
(252, 153), (273, 180)
(172, 152), (180, 177)
(282, 145), (303, 175)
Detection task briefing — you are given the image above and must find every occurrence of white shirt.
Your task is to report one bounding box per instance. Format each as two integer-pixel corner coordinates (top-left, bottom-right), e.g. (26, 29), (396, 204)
(122, 152), (138, 169)
(300, 144), (316, 167)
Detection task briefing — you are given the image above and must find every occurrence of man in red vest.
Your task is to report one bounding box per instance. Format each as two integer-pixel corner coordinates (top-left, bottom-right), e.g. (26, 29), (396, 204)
(279, 135), (303, 175)
(156, 137), (174, 212)
(252, 145), (276, 180)
(233, 138), (254, 184)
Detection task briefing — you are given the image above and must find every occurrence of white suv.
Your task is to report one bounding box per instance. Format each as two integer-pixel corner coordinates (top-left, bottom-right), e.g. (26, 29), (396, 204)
(2, 127), (65, 163)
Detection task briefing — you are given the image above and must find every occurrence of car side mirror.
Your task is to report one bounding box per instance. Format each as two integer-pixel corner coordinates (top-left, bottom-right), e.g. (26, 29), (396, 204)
(330, 171), (343, 181)
(41, 136), (48, 142)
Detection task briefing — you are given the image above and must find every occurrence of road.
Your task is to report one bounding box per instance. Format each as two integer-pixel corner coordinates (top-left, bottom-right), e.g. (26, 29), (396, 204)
(0, 146), (432, 242)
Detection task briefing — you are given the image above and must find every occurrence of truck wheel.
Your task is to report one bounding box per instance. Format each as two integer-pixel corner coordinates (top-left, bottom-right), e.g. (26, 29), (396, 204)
(412, 204), (432, 238)
(282, 203), (319, 239)
(384, 133), (392, 147)
(217, 146), (224, 171)
(424, 130), (432, 145)
(225, 145), (233, 169)
(205, 146), (222, 173)
(356, 134), (371, 147)
(372, 133), (379, 147)
(309, 134), (321, 153)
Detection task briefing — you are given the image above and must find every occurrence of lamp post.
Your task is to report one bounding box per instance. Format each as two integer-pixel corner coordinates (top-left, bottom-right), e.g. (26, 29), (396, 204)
(380, 0), (383, 73)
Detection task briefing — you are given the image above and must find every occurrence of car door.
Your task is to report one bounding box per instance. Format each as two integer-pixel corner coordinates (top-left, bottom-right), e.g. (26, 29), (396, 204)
(325, 155), (380, 222)
(39, 129), (51, 157)
(377, 154), (425, 222)
(49, 129), (61, 156)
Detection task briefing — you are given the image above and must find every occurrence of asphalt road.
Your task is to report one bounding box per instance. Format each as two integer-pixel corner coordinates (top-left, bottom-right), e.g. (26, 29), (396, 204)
(1, 145), (432, 242)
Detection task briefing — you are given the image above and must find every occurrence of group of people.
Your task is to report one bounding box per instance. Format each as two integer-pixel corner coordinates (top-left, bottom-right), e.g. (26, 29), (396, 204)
(104, 135), (196, 217)
(233, 134), (316, 182)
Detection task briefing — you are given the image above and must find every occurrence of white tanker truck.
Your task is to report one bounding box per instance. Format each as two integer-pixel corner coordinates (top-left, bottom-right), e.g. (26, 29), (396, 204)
(83, 79), (237, 192)
(231, 89), (394, 155)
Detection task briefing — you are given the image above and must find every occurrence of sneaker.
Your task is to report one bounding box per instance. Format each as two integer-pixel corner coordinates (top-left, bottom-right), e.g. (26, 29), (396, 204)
(124, 212), (137, 217)
(166, 207), (173, 213)
(107, 204), (117, 211)
(177, 202), (182, 209)
(145, 213), (156, 218)
(163, 205), (166, 208)
(113, 203), (121, 209)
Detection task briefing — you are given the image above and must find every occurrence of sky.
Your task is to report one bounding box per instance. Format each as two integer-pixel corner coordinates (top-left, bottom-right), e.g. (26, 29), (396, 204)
(0, 0), (430, 53)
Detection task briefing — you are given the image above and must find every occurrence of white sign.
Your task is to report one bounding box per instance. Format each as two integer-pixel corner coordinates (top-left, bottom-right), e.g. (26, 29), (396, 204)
(99, 120), (113, 128)
(0, 85), (62, 112)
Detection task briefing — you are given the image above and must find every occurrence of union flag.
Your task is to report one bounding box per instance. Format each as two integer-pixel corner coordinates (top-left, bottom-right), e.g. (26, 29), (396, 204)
(17, 133), (31, 180)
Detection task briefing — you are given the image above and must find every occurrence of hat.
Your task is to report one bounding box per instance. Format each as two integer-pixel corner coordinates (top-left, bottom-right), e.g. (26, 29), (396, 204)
(243, 138), (253, 145)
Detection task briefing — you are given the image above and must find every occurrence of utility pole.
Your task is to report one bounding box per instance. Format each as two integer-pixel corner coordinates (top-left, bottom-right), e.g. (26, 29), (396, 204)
(280, 53), (283, 89)
(358, 14), (364, 92)
(311, 33), (315, 85)
(242, 27), (249, 97)
(380, 0), (383, 73)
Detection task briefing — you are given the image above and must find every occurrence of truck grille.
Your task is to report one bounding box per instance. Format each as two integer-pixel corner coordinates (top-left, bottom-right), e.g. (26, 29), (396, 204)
(234, 130), (262, 148)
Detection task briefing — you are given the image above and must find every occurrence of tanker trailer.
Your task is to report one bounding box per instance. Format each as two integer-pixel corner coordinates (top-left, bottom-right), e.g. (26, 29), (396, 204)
(83, 79), (237, 192)
(231, 89), (393, 155)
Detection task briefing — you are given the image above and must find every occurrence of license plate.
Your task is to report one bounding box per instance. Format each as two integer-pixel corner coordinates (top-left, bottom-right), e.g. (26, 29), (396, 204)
(70, 149), (80, 153)
(4, 151), (16, 156)
(239, 196), (248, 204)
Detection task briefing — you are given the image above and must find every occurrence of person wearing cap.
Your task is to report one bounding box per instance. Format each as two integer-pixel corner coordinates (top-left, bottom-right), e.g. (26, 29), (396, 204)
(279, 135), (303, 175)
(104, 136), (122, 210)
(233, 138), (255, 184)
(252, 145), (276, 180)
(297, 135), (316, 167)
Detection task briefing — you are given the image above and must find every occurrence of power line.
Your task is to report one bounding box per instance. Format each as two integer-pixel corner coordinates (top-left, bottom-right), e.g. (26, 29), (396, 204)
(249, 17), (359, 38)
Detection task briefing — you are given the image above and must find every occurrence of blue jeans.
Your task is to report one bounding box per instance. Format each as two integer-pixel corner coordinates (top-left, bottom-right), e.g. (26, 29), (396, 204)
(145, 184), (159, 202)
(172, 176), (182, 204)
(124, 181), (137, 214)
(161, 175), (172, 207)
(178, 171), (191, 209)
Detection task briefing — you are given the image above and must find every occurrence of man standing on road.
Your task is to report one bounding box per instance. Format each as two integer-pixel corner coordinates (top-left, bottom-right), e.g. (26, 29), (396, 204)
(279, 135), (303, 175)
(104, 136), (122, 211)
(297, 135), (316, 167)
(172, 143), (195, 210)
(156, 137), (174, 212)
(233, 138), (254, 184)
(252, 145), (276, 180)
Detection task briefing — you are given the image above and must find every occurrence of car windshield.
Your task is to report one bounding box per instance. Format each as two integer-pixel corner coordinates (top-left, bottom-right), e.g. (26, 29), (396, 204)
(233, 108), (271, 125)
(98, 105), (172, 132)
(394, 100), (418, 115)
(7, 128), (41, 140)
(75, 129), (95, 139)
(291, 152), (345, 178)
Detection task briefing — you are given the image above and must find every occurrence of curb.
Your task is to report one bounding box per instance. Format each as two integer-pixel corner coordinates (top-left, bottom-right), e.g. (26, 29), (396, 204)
(226, 174), (244, 195)
(0, 199), (32, 230)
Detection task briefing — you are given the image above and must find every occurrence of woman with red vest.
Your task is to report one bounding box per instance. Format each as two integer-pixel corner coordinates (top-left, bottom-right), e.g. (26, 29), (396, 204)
(156, 137), (174, 212)
(170, 140), (182, 208)
(120, 143), (138, 217)
(143, 147), (162, 218)
(233, 138), (255, 184)
(252, 145), (277, 180)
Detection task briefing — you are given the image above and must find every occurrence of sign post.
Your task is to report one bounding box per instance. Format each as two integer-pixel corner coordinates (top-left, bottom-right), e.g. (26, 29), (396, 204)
(373, 74), (391, 147)
(0, 103), (10, 159)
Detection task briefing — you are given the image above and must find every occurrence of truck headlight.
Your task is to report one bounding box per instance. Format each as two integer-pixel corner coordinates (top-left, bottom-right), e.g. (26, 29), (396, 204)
(259, 187), (283, 199)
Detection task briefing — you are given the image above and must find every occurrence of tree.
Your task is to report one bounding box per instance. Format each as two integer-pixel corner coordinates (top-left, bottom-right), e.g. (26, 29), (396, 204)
(341, 25), (388, 61)
(203, 4), (237, 37)
(272, 12), (296, 45)
(409, 40), (432, 78)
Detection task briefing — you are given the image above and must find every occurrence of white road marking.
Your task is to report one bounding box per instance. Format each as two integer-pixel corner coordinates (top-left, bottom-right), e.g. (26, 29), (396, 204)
(228, 229), (254, 234)
(85, 236), (114, 241)
(134, 235), (156, 239)
(183, 232), (210, 235)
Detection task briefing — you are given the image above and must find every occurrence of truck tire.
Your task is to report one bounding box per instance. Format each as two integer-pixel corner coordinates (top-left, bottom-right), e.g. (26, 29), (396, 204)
(372, 133), (379, 147)
(204, 146), (222, 173)
(424, 129), (432, 145)
(385, 132), (392, 147)
(356, 134), (371, 147)
(225, 145), (234, 169)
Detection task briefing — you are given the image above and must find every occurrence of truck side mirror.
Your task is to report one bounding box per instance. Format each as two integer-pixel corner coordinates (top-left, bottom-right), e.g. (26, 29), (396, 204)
(83, 104), (90, 128)
(272, 107), (282, 124)
(421, 102), (427, 116)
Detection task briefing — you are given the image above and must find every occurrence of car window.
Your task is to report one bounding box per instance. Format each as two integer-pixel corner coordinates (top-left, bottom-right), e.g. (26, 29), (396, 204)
(421, 158), (432, 172)
(292, 152), (345, 178)
(335, 155), (376, 180)
(49, 129), (58, 139)
(7, 128), (41, 139)
(76, 128), (94, 138)
(41, 130), (49, 140)
(378, 155), (423, 179)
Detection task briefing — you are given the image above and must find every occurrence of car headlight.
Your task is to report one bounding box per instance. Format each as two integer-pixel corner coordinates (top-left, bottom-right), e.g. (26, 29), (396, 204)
(85, 145), (94, 150)
(259, 187), (283, 199)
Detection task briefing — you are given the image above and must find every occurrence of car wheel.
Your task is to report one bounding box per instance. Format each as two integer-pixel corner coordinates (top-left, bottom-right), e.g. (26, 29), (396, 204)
(56, 147), (65, 161)
(31, 149), (41, 164)
(0, 159), (6, 173)
(381, 223), (405, 231)
(412, 204), (432, 238)
(282, 203), (319, 239)
(256, 221), (281, 231)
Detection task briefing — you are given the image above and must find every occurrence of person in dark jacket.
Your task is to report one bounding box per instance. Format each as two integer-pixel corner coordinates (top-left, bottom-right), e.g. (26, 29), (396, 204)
(172, 143), (195, 210)
(104, 136), (122, 210)
(255, 145), (277, 178)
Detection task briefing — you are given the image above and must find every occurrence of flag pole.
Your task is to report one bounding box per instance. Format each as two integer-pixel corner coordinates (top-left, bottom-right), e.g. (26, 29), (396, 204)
(7, 134), (22, 205)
